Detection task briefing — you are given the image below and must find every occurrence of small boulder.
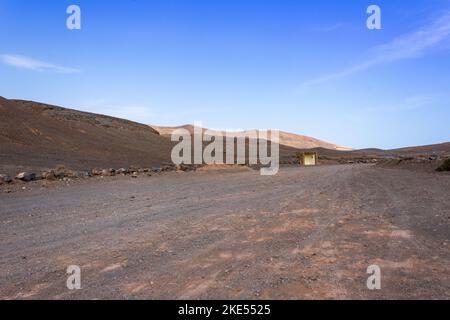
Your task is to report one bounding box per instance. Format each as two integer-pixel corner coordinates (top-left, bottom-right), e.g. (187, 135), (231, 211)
(53, 166), (70, 179)
(101, 169), (116, 176)
(117, 168), (128, 175)
(42, 171), (56, 180)
(68, 171), (89, 179)
(162, 165), (175, 172)
(129, 166), (139, 173)
(0, 174), (13, 183)
(53, 168), (67, 179)
(178, 164), (195, 172)
(91, 169), (102, 176)
(80, 171), (92, 178)
(15, 172), (36, 182)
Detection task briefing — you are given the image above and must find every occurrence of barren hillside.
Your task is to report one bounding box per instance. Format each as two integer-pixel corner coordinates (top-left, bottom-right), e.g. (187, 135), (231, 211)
(0, 97), (173, 175)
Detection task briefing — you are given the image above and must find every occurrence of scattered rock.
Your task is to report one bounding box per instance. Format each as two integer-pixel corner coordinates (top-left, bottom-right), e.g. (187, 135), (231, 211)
(129, 166), (139, 173)
(54, 166), (70, 179)
(91, 169), (103, 176)
(43, 169), (90, 180)
(15, 172), (37, 182)
(66, 171), (80, 179)
(177, 164), (196, 172)
(117, 168), (129, 175)
(77, 171), (92, 178)
(6, 164), (187, 185)
(101, 168), (116, 176)
(0, 174), (13, 183)
(42, 171), (56, 181)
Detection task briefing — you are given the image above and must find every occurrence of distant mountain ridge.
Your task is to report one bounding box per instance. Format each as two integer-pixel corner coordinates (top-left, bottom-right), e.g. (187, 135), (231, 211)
(152, 125), (352, 151)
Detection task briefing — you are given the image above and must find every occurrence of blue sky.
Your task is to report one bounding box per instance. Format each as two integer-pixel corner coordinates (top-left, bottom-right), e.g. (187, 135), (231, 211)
(1, 0), (449, 149)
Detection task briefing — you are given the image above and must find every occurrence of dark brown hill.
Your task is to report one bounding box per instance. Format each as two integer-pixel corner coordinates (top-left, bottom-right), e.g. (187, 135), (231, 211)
(0, 97), (173, 175)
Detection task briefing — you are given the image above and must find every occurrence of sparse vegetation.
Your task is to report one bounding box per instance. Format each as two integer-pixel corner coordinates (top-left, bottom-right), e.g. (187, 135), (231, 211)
(398, 157), (414, 163)
(436, 159), (450, 172)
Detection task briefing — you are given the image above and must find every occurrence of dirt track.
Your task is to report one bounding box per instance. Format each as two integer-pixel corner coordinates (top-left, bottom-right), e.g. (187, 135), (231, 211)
(0, 165), (449, 299)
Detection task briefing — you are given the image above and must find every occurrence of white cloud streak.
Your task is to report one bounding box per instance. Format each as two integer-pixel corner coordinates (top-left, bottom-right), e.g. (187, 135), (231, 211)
(301, 12), (450, 88)
(0, 54), (80, 73)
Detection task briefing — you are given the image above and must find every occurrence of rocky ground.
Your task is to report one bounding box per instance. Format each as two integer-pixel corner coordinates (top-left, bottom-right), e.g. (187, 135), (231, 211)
(0, 165), (449, 299)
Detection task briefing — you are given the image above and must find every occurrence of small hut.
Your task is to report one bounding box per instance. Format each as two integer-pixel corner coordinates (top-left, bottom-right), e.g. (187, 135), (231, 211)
(300, 152), (318, 166)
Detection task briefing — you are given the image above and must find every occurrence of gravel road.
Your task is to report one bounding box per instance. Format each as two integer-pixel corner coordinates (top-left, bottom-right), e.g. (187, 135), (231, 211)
(0, 165), (449, 299)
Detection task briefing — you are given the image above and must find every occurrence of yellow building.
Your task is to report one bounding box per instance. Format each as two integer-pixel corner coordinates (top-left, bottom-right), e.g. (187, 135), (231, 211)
(300, 152), (318, 166)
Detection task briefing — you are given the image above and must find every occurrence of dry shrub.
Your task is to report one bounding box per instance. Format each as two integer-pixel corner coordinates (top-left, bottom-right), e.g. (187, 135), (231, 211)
(436, 159), (450, 172)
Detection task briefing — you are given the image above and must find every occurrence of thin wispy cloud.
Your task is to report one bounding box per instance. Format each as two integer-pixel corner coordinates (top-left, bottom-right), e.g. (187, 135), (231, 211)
(301, 12), (450, 88)
(0, 54), (80, 73)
